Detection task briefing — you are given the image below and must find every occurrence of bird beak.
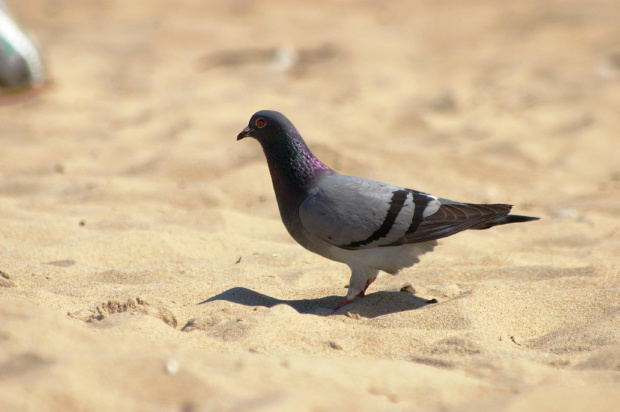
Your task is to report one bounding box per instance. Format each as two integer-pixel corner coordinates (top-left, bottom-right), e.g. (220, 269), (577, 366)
(237, 126), (253, 141)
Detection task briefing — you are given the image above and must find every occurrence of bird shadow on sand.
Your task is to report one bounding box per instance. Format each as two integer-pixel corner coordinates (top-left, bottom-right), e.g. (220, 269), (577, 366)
(199, 287), (435, 318)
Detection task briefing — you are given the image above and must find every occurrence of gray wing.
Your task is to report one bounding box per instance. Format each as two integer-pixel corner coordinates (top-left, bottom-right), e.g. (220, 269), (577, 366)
(299, 173), (515, 250)
(298, 174), (441, 250)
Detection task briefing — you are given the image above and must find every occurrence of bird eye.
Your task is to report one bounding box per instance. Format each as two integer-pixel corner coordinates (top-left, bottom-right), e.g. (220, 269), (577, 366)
(255, 118), (266, 128)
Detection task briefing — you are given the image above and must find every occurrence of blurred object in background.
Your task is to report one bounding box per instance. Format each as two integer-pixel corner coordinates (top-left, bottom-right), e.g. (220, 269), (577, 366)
(0, 0), (47, 102)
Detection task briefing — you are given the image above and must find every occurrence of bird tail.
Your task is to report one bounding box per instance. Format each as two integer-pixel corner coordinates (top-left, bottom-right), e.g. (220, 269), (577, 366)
(470, 214), (540, 230)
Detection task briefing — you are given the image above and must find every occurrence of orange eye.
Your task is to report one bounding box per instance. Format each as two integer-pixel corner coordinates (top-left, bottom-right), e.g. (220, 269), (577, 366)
(256, 118), (266, 128)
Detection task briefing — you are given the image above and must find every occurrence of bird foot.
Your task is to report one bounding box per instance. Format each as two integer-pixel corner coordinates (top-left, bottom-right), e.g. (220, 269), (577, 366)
(336, 277), (377, 310)
(334, 298), (353, 310)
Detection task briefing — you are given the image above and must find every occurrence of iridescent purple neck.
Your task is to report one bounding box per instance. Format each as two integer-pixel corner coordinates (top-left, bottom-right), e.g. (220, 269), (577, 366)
(260, 127), (331, 194)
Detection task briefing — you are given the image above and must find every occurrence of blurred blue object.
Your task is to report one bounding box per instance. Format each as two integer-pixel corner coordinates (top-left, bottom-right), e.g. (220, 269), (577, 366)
(0, 0), (47, 99)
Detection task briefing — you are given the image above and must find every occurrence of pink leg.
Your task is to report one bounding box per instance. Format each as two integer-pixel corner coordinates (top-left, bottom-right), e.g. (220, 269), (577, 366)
(356, 276), (377, 298)
(334, 298), (352, 310)
(335, 276), (378, 310)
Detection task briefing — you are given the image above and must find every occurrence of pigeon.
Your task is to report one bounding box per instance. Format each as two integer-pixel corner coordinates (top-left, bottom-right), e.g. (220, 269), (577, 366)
(237, 110), (539, 310)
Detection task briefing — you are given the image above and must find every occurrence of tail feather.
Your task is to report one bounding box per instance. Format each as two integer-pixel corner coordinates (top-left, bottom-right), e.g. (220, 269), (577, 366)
(397, 202), (540, 245)
(470, 214), (540, 230)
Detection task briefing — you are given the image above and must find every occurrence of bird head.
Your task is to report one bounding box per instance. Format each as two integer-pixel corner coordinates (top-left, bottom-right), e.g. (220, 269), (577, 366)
(237, 110), (295, 143)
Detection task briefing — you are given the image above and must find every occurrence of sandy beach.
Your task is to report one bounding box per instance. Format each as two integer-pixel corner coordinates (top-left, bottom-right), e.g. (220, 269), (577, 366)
(1, 0), (619, 410)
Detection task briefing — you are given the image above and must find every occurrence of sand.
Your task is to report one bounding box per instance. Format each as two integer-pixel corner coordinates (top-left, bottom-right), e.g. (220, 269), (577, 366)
(1, 0), (620, 410)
